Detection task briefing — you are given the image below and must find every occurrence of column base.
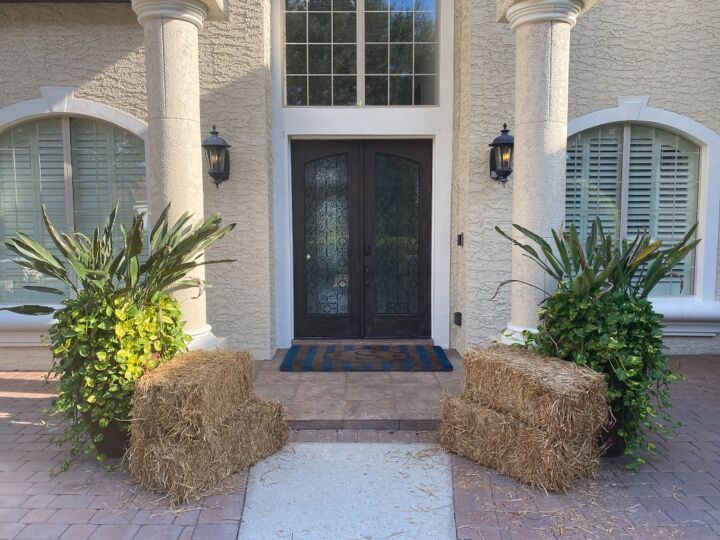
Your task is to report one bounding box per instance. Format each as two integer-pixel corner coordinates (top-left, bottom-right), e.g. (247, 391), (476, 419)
(187, 324), (227, 351)
(500, 324), (538, 345)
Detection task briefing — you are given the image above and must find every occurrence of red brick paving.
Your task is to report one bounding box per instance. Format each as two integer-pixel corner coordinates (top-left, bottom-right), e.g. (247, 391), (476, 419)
(1, 355), (720, 539)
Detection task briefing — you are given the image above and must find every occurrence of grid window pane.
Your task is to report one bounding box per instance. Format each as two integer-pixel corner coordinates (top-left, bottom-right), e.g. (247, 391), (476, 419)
(389, 76), (413, 105)
(287, 76), (308, 105)
(284, 0), (357, 106)
(333, 0), (356, 10)
(286, 45), (307, 74)
(414, 43), (436, 74)
(366, 0), (388, 9)
(389, 12), (413, 42)
(309, 76), (332, 105)
(365, 76), (388, 105)
(366, 44), (388, 74)
(365, 12), (389, 42)
(333, 76), (357, 105)
(286, 13), (306, 42)
(308, 13), (331, 42)
(365, 0), (438, 105)
(333, 12), (356, 42)
(414, 75), (436, 105)
(309, 44), (331, 73)
(333, 44), (356, 74)
(308, 0), (331, 9)
(284, 0), (436, 106)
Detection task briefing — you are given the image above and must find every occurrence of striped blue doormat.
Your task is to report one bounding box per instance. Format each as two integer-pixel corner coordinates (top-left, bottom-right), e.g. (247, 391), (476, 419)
(279, 344), (453, 372)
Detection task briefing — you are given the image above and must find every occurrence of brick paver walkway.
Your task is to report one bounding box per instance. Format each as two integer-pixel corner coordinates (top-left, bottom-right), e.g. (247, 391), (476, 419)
(1, 355), (719, 539)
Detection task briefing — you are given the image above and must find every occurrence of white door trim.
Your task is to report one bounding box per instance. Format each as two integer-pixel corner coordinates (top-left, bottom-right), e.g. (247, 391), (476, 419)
(270, 0), (454, 348)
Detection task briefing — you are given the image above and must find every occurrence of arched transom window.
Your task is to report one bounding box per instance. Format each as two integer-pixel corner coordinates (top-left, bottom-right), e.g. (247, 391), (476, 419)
(566, 123), (700, 296)
(0, 116), (147, 303)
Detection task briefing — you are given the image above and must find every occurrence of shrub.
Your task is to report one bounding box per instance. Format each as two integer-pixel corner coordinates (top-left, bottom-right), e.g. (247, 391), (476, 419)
(3, 204), (235, 470)
(496, 219), (699, 467)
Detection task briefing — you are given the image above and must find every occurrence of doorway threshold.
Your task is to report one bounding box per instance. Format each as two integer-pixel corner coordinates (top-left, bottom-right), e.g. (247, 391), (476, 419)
(291, 338), (435, 347)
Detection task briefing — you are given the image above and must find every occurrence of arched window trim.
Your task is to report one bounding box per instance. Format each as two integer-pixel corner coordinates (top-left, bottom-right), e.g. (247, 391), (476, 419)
(569, 96), (720, 336)
(0, 88), (149, 345)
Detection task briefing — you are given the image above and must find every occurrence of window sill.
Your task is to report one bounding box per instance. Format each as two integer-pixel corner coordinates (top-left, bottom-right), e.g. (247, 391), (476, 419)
(651, 297), (720, 337)
(0, 305), (58, 347)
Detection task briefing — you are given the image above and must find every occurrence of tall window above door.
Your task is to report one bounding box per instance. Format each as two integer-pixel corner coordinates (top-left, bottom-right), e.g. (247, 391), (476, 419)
(284, 0), (438, 106)
(565, 123), (700, 297)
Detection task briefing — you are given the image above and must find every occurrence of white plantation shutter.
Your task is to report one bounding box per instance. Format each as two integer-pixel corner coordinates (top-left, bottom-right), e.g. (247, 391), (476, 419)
(70, 118), (148, 242)
(627, 126), (699, 296)
(0, 117), (146, 303)
(0, 118), (70, 302)
(565, 124), (623, 239)
(566, 122), (700, 297)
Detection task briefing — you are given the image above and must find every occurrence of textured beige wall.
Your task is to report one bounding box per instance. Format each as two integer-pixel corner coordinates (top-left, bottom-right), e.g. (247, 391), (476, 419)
(0, 1), (276, 363)
(450, 0), (471, 352)
(457, 0), (720, 354)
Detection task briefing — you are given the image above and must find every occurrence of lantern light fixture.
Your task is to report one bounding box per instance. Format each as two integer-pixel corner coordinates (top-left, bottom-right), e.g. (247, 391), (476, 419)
(201, 125), (231, 187)
(489, 123), (514, 183)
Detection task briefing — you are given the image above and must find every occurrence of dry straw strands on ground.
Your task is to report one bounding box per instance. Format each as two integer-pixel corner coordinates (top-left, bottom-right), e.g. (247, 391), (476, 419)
(128, 351), (288, 503)
(439, 345), (609, 492)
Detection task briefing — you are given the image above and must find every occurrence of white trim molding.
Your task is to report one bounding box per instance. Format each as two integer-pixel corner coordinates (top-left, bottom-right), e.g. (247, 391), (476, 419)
(271, 0), (454, 348)
(496, 0), (597, 25)
(505, 0), (583, 30)
(0, 88), (150, 347)
(569, 96), (720, 337)
(0, 87), (147, 138)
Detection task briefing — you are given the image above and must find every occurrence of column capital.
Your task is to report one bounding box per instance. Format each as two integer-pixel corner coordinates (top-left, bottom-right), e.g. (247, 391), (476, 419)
(498, 0), (596, 30)
(131, 0), (225, 28)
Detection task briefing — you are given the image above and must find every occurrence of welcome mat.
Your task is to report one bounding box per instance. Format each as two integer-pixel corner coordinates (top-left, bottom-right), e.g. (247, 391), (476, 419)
(279, 344), (453, 372)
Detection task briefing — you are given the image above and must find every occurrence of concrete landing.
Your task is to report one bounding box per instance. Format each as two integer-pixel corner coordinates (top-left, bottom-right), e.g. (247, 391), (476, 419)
(239, 443), (455, 540)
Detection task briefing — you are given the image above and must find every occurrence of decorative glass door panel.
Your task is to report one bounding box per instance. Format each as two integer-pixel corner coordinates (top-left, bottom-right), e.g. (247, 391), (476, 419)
(304, 155), (350, 314)
(292, 139), (431, 338)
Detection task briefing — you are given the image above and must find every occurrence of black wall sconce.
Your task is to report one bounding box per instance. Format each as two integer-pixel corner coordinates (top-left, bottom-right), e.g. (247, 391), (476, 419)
(202, 125), (231, 187)
(489, 123), (514, 183)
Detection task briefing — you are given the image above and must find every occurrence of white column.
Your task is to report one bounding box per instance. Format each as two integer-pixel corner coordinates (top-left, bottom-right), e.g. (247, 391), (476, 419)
(131, 0), (222, 349)
(500, 0), (593, 337)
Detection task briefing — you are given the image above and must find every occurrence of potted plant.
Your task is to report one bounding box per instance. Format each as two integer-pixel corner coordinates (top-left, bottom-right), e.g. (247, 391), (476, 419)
(496, 219), (699, 467)
(2, 205), (234, 470)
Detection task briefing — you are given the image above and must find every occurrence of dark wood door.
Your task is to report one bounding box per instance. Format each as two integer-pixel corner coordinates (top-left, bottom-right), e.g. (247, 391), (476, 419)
(292, 139), (431, 339)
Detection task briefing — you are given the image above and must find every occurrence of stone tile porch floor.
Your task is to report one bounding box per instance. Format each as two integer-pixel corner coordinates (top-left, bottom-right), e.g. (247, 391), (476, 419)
(252, 348), (465, 430)
(0, 354), (719, 539)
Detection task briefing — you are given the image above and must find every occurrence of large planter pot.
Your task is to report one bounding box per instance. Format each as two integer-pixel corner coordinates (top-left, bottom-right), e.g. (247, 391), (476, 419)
(600, 419), (626, 458)
(81, 413), (129, 458)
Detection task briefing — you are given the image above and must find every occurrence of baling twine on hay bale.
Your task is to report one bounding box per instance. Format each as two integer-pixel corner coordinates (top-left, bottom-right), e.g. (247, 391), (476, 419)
(128, 350), (289, 503)
(439, 344), (609, 492)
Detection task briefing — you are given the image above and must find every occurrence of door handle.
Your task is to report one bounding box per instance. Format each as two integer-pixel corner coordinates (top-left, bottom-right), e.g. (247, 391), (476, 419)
(364, 264), (370, 287)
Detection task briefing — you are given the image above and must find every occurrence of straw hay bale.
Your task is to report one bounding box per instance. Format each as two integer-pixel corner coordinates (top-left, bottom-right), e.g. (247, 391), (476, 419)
(461, 344), (608, 442)
(128, 397), (288, 503)
(132, 350), (254, 439)
(438, 396), (601, 492)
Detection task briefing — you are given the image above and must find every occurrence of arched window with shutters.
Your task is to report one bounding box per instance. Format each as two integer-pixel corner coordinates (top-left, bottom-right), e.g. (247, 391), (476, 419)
(0, 116), (147, 303)
(566, 122), (700, 297)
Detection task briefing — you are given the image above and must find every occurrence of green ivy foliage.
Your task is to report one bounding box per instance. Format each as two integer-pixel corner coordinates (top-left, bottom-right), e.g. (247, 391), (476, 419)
(2, 203), (235, 472)
(496, 217), (698, 468)
(47, 291), (189, 471)
(527, 288), (679, 468)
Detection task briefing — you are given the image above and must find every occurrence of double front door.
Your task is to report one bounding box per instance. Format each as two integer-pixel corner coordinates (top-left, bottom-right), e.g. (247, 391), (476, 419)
(292, 140), (432, 339)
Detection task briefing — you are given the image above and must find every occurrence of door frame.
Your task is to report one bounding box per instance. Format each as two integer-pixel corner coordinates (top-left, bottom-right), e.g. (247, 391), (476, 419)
(291, 139), (433, 339)
(270, 0), (454, 348)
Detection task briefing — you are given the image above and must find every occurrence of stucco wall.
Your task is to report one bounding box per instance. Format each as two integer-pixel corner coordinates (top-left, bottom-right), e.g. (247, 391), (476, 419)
(458, 0), (720, 354)
(0, 1), (276, 362)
